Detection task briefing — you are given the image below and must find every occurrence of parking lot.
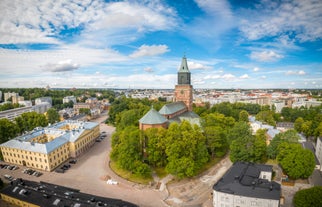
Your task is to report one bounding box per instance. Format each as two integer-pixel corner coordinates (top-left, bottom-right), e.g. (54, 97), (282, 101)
(1, 114), (167, 207)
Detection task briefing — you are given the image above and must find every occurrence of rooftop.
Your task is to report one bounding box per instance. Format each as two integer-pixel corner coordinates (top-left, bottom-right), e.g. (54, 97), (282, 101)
(213, 162), (281, 200)
(159, 102), (186, 115)
(0, 120), (98, 154)
(1, 178), (138, 207)
(139, 107), (167, 125)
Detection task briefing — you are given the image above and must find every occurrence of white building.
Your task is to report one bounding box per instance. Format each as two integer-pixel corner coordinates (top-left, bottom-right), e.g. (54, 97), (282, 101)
(63, 96), (77, 104)
(315, 137), (322, 171)
(18, 100), (32, 107)
(213, 162), (281, 207)
(35, 97), (52, 106)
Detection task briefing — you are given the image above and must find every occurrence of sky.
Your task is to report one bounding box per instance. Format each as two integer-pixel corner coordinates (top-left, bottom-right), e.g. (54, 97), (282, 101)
(0, 0), (322, 89)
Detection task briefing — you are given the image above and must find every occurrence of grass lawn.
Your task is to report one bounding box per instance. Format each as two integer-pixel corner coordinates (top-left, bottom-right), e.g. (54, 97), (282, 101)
(109, 161), (153, 185)
(153, 167), (167, 179)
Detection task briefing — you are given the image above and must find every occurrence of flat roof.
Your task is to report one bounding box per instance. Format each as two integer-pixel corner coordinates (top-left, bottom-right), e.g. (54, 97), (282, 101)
(213, 162), (281, 200)
(1, 179), (138, 207)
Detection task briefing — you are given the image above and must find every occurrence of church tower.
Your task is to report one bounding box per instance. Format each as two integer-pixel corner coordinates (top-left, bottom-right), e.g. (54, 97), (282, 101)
(174, 56), (193, 111)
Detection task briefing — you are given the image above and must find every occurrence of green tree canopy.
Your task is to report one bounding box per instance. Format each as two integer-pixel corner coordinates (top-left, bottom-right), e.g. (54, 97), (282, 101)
(267, 129), (300, 159)
(239, 110), (249, 122)
(277, 142), (315, 179)
(293, 186), (322, 207)
(165, 121), (209, 178)
(15, 112), (48, 134)
(46, 108), (60, 124)
(0, 119), (19, 143)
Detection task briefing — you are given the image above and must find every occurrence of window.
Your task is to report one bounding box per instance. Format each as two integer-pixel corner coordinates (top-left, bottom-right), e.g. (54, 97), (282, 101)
(251, 201), (257, 206)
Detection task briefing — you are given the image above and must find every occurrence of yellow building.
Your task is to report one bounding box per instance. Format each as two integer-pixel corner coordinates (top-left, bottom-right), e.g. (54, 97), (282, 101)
(0, 120), (100, 171)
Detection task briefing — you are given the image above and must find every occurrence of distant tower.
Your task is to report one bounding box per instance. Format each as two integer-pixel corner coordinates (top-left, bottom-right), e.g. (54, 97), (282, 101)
(174, 56), (193, 111)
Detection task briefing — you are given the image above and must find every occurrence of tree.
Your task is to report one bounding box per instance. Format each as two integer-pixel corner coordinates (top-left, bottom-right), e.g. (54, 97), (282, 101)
(79, 108), (91, 116)
(145, 127), (167, 167)
(230, 135), (255, 163)
(277, 143), (315, 179)
(46, 108), (60, 124)
(227, 121), (252, 144)
(165, 121), (209, 178)
(294, 117), (304, 132)
(110, 126), (148, 176)
(315, 122), (322, 137)
(239, 110), (249, 122)
(293, 186), (322, 207)
(204, 126), (228, 158)
(267, 129), (300, 159)
(15, 112), (48, 134)
(256, 110), (276, 126)
(253, 129), (267, 163)
(0, 119), (19, 143)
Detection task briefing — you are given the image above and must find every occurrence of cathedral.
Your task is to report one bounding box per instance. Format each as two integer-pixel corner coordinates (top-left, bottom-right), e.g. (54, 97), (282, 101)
(139, 56), (200, 130)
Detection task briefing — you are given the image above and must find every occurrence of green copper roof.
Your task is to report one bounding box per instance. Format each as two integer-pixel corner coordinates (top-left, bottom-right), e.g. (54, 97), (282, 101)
(139, 108), (167, 124)
(159, 102), (186, 115)
(178, 56), (190, 73)
(168, 111), (201, 126)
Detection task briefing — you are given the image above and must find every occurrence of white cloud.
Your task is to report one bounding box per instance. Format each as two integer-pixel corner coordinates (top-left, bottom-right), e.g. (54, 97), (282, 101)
(0, 45), (126, 75)
(130, 44), (169, 58)
(253, 67), (260, 72)
(260, 76), (267, 79)
(286, 70), (306, 75)
(0, 0), (177, 45)
(144, 67), (154, 73)
(240, 74), (249, 79)
(240, 0), (322, 42)
(250, 50), (284, 62)
(188, 61), (212, 70)
(42, 59), (79, 72)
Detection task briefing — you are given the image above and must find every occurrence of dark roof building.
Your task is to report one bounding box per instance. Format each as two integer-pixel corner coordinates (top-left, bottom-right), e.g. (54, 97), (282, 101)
(0, 179), (138, 207)
(213, 162), (281, 207)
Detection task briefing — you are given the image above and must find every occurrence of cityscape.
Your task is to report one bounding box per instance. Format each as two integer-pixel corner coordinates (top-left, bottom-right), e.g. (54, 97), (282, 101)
(1, 0), (322, 207)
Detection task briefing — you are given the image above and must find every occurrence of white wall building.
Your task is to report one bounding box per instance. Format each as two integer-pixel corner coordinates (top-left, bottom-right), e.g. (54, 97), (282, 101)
(35, 97), (52, 106)
(213, 162), (281, 207)
(315, 137), (322, 171)
(63, 96), (77, 104)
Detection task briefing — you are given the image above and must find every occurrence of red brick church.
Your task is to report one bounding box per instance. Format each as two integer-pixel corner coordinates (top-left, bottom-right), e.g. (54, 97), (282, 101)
(139, 56), (200, 130)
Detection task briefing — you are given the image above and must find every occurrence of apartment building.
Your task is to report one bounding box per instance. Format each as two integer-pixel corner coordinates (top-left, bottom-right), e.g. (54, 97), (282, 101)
(35, 97), (52, 106)
(213, 162), (281, 207)
(0, 120), (99, 171)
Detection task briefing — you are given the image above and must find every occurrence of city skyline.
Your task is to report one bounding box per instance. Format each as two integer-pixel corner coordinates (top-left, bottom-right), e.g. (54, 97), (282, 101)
(0, 0), (322, 89)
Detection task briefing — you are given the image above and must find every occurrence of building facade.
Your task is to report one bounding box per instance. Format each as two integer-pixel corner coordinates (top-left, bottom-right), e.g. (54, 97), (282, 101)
(0, 120), (100, 172)
(316, 137), (322, 171)
(213, 162), (281, 207)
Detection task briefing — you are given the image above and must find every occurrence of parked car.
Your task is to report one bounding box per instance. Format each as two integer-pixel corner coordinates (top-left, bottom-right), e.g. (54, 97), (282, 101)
(4, 174), (14, 181)
(55, 168), (65, 173)
(69, 159), (77, 164)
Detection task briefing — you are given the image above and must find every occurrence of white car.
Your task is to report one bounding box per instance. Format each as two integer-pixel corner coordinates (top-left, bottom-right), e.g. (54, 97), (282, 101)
(106, 179), (118, 185)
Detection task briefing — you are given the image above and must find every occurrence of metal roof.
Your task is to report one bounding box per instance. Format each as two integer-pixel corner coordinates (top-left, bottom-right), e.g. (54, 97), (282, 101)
(178, 56), (190, 73)
(159, 102), (186, 115)
(139, 108), (167, 125)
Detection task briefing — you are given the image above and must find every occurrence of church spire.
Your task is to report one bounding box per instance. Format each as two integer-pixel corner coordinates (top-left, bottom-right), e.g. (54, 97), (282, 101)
(177, 56), (191, 85)
(178, 55), (190, 73)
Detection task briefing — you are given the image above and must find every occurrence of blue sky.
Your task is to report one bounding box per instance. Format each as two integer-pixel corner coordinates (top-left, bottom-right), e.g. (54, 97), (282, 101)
(0, 0), (321, 89)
